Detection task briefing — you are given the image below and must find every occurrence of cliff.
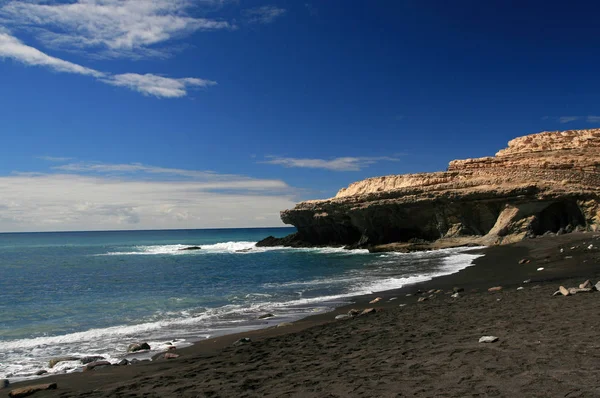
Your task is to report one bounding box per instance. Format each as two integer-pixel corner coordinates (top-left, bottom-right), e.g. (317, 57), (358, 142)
(258, 129), (600, 252)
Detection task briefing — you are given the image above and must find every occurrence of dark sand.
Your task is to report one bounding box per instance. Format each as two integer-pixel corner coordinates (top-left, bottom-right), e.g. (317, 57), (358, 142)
(5, 232), (600, 397)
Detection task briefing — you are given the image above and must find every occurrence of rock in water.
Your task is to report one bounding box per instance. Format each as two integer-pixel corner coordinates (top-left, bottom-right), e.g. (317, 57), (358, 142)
(49, 356), (79, 368)
(258, 313), (274, 319)
(479, 336), (499, 343)
(256, 129), (600, 251)
(8, 383), (57, 397)
(178, 246), (201, 251)
(127, 342), (151, 352)
(81, 356), (105, 364)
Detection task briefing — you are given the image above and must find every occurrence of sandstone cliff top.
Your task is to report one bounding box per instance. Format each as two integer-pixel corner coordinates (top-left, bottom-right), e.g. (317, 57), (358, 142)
(333, 129), (600, 199)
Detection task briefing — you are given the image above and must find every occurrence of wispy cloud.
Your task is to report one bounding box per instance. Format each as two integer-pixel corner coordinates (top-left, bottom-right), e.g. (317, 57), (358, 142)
(38, 156), (73, 162)
(0, 30), (213, 98)
(0, 161), (296, 232)
(243, 6), (286, 24)
(260, 156), (400, 171)
(0, 31), (104, 77)
(0, 0), (234, 59)
(555, 116), (600, 124)
(558, 116), (581, 123)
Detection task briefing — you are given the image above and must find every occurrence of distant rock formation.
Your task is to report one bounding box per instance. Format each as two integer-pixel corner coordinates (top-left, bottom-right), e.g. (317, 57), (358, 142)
(257, 129), (600, 252)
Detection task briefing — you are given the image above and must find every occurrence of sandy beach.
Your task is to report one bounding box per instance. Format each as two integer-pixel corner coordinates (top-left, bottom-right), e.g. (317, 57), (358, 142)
(5, 232), (600, 397)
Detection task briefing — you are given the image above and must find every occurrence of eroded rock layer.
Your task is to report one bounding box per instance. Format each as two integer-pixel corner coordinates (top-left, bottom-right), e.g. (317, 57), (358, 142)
(258, 129), (600, 251)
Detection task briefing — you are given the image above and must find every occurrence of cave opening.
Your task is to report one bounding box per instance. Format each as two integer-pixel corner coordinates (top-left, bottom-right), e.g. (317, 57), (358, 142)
(531, 201), (586, 235)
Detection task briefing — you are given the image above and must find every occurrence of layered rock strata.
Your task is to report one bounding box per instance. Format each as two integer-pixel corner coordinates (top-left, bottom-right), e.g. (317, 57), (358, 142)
(258, 129), (600, 252)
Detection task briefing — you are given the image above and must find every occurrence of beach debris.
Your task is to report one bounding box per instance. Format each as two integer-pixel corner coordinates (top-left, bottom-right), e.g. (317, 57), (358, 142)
(517, 287), (524, 291)
(488, 286), (503, 292)
(398, 304), (406, 307)
(34, 370), (47, 376)
(580, 280), (592, 289)
(523, 279), (531, 284)
(233, 338), (252, 346)
(369, 297), (382, 304)
(117, 359), (129, 366)
(48, 356), (79, 368)
(405, 293), (413, 297)
(347, 309), (361, 317)
(258, 313), (274, 319)
(389, 297), (398, 301)
(479, 336), (499, 343)
(453, 287), (464, 293)
(162, 353), (180, 360)
(335, 314), (350, 320)
(451, 292), (460, 298)
(359, 308), (378, 316)
(8, 383), (57, 397)
(1, 379), (9, 389)
(178, 246), (201, 251)
(559, 286), (570, 296)
(127, 342), (151, 353)
(518, 258), (530, 264)
(276, 322), (294, 327)
(536, 267), (545, 271)
(417, 297), (428, 302)
(81, 356), (105, 365)
(84, 360), (111, 371)
(553, 290), (562, 296)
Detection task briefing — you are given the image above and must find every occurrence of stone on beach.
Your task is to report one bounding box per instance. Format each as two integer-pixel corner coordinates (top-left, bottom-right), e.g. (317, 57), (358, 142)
(127, 342), (151, 353)
(369, 297), (382, 304)
(518, 258), (530, 264)
(417, 297), (428, 302)
(84, 361), (111, 371)
(117, 359), (129, 366)
(517, 287), (524, 291)
(347, 309), (361, 317)
(595, 281), (600, 291)
(8, 383), (57, 397)
(488, 286), (503, 292)
(335, 314), (350, 320)
(49, 356), (79, 368)
(559, 286), (570, 296)
(579, 280), (592, 289)
(359, 308), (378, 316)
(453, 287), (464, 293)
(478, 336), (499, 343)
(451, 292), (460, 298)
(34, 370), (47, 376)
(233, 338), (252, 346)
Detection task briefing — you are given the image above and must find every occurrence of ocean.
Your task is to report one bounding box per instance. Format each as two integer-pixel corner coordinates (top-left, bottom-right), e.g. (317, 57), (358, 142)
(0, 227), (483, 380)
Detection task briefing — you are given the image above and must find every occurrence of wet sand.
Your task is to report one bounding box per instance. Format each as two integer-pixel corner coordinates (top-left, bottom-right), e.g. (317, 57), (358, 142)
(5, 232), (600, 397)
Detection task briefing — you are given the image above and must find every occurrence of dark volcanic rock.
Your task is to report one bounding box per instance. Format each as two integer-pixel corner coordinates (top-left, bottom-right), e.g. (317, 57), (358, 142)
(127, 342), (151, 353)
(81, 356), (105, 364)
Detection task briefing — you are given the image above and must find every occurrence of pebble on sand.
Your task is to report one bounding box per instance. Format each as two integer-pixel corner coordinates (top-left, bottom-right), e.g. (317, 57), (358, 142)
(537, 267), (545, 271)
(517, 287), (524, 291)
(478, 336), (499, 343)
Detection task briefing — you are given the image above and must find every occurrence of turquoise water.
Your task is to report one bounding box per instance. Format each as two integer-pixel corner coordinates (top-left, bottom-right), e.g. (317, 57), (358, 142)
(0, 228), (483, 379)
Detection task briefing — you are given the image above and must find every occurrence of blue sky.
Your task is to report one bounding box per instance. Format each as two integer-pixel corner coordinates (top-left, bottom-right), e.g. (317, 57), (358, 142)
(0, 0), (598, 232)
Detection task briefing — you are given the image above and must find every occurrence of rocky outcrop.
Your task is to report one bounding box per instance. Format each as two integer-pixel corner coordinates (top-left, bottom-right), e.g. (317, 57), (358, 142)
(258, 129), (600, 252)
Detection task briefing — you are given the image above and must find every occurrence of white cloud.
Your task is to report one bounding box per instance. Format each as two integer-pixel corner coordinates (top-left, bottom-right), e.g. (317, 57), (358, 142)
(260, 156), (400, 171)
(0, 162), (296, 232)
(0, 31), (104, 77)
(559, 116), (580, 123)
(0, 0), (234, 59)
(586, 115), (600, 123)
(0, 30), (214, 98)
(37, 156), (73, 162)
(102, 73), (216, 98)
(243, 6), (286, 24)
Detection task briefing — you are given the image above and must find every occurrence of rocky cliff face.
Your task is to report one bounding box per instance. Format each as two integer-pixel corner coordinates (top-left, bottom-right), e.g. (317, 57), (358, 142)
(258, 129), (600, 251)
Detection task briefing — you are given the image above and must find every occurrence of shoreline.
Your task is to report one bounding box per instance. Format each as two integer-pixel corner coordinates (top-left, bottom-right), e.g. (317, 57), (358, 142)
(5, 232), (600, 396)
